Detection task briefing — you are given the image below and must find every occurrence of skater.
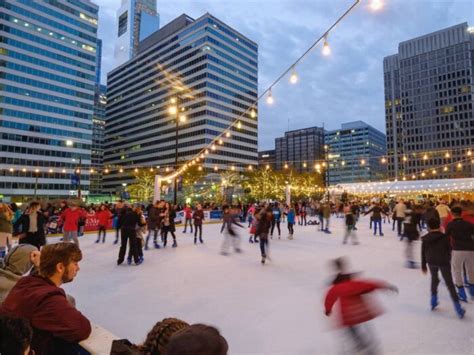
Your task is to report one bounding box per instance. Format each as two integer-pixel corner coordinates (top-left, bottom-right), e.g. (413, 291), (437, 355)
(248, 206), (259, 243)
(394, 200), (406, 237)
(403, 205), (422, 268)
(256, 207), (273, 264)
(0, 203), (13, 259)
(95, 204), (112, 243)
(14, 202), (46, 249)
(182, 204), (193, 233)
(60, 201), (85, 246)
(343, 204), (358, 245)
(324, 257), (397, 355)
(435, 200), (451, 232)
(117, 204), (145, 265)
(221, 206), (244, 255)
(130, 205), (146, 263)
(285, 204), (295, 240)
(421, 218), (465, 318)
(445, 206), (474, 302)
(270, 203), (282, 238)
(162, 203), (178, 248)
(322, 202), (331, 233)
(220, 205), (229, 234)
(193, 204), (204, 244)
(145, 201), (161, 250)
(364, 203), (386, 236)
(300, 202), (307, 226)
(113, 200), (125, 244)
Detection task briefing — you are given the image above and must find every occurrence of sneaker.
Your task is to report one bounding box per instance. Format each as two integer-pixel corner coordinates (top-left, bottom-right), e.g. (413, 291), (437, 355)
(221, 251), (229, 256)
(172, 241), (177, 248)
(135, 259), (143, 265)
(114, 239), (118, 245)
(380, 233), (384, 236)
(154, 242), (161, 249)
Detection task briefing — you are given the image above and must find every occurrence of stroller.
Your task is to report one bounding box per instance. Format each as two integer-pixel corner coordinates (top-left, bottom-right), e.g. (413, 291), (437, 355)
(46, 215), (61, 234)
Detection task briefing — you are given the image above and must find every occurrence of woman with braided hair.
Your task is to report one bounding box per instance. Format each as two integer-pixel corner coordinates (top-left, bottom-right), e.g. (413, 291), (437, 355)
(111, 317), (190, 355)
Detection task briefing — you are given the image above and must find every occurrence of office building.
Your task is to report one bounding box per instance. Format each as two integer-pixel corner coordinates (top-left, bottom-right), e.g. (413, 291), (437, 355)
(258, 149), (276, 169)
(384, 22), (474, 180)
(104, 13), (258, 192)
(114, 0), (160, 67)
(275, 127), (325, 172)
(90, 84), (106, 195)
(325, 121), (387, 185)
(0, 0), (98, 200)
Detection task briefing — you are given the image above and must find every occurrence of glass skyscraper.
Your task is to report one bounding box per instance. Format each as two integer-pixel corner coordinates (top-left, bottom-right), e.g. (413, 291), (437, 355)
(104, 13), (258, 193)
(384, 23), (473, 180)
(325, 121), (387, 184)
(0, 0), (98, 200)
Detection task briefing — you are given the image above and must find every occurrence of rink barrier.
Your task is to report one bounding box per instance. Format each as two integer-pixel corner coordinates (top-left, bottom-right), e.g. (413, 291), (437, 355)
(79, 323), (118, 354)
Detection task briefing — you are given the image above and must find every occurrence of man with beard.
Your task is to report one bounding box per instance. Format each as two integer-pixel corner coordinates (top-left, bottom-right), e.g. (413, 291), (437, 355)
(0, 243), (91, 354)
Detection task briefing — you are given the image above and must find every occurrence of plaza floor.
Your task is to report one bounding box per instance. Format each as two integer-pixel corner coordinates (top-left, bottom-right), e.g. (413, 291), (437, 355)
(63, 216), (473, 354)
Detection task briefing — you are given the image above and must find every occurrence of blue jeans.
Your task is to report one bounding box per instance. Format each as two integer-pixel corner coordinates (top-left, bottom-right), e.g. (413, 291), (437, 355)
(373, 219), (382, 235)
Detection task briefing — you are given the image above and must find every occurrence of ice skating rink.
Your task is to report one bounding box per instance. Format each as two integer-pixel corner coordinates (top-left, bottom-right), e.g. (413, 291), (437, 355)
(64, 216), (473, 354)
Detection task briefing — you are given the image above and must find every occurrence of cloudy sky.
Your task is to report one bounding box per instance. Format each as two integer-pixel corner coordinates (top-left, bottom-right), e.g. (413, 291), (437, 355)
(94, 0), (472, 150)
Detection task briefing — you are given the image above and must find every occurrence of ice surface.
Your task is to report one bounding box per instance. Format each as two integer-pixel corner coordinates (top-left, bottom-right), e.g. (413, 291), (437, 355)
(63, 216), (474, 354)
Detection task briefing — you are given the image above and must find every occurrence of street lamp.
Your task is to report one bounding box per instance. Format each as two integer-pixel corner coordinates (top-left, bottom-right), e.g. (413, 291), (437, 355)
(67, 140), (82, 199)
(169, 95), (187, 205)
(324, 144), (330, 201)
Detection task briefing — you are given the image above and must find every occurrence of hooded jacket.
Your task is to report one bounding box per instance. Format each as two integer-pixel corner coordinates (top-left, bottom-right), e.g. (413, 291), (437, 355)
(0, 275), (91, 355)
(445, 218), (474, 251)
(421, 231), (451, 269)
(0, 244), (38, 303)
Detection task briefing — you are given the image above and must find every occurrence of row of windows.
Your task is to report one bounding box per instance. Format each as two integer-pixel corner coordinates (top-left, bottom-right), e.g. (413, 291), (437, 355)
(2, 60), (94, 90)
(207, 18), (256, 52)
(1, 72), (94, 101)
(4, 85), (93, 110)
(208, 63), (256, 90)
(206, 118), (257, 138)
(207, 54), (257, 82)
(15, 0), (96, 34)
(206, 27), (257, 61)
(1, 144), (90, 160)
(1, 121), (92, 141)
(206, 33), (257, 68)
(62, 0), (98, 16)
(4, 1), (97, 42)
(5, 39), (95, 73)
(0, 157), (82, 168)
(207, 72), (256, 98)
(0, 170), (90, 181)
(2, 96), (91, 119)
(0, 182), (88, 190)
(1, 108), (91, 130)
(1, 24), (95, 62)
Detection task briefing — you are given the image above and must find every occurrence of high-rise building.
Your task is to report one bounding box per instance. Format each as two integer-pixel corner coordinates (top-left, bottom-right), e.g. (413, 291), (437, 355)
(258, 149), (276, 169)
(104, 13), (258, 193)
(0, 0), (98, 200)
(114, 0), (160, 67)
(275, 127), (325, 172)
(384, 22), (474, 180)
(91, 84), (106, 195)
(325, 121), (387, 185)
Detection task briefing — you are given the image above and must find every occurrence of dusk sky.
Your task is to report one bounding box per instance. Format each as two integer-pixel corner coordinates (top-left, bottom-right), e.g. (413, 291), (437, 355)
(95, 0), (473, 150)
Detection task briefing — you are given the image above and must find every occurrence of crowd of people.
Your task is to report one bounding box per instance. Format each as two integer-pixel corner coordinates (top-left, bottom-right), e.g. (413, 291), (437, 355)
(0, 196), (472, 354)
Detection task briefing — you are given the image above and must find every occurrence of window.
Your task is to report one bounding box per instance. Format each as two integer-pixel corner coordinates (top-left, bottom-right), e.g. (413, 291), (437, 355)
(118, 12), (128, 36)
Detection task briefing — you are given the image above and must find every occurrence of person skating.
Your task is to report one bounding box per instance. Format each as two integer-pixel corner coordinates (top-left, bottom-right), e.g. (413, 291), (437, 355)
(421, 218), (465, 319)
(403, 205), (422, 268)
(113, 200), (125, 245)
(256, 207), (273, 264)
(285, 204), (295, 240)
(364, 203), (386, 236)
(248, 206), (259, 244)
(182, 204), (193, 233)
(193, 204), (204, 244)
(117, 203), (146, 265)
(324, 257), (397, 354)
(145, 201), (162, 250)
(220, 205), (229, 234)
(162, 203), (178, 248)
(445, 206), (474, 302)
(270, 202), (282, 239)
(394, 200), (407, 237)
(14, 202), (46, 249)
(322, 203), (331, 233)
(343, 204), (358, 245)
(95, 204), (112, 243)
(221, 206), (244, 255)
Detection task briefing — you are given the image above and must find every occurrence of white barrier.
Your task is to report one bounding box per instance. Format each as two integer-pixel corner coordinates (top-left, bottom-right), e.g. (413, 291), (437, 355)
(79, 323), (118, 355)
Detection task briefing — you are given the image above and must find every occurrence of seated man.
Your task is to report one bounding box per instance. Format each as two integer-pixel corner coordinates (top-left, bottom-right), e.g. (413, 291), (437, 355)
(0, 242), (91, 355)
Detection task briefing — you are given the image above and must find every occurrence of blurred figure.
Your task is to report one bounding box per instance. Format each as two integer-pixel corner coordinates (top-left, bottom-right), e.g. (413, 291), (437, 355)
(343, 204), (358, 245)
(0, 203), (13, 258)
(403, 205), (422, 269)
(220, 207), (243, 256)
(0, 315), (33, 355)
(324, 257), (397, 355)
(256, 207), (273, 264)
(193, 204), (204, 244)
(14, 202), (46, 249)
(182, 204), (193, 233)
(285, 204), (295, 240)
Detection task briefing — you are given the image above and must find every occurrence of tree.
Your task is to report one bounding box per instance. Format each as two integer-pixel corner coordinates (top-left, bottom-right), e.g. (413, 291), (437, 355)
(127, 169), (156, 202)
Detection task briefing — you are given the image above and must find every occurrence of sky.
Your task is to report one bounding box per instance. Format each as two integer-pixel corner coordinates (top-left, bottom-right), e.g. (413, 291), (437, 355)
(94, 0), (473, 150)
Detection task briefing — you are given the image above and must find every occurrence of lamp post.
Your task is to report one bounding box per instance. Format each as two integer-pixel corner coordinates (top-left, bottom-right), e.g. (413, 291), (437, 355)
(67, 140), (82, 199)
(169, 95), (186, 205)
(324, 144), (330, 202)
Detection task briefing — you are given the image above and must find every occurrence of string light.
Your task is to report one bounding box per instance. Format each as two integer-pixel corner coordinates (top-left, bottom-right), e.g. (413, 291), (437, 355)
(443, 166), (448, 172)
(22, 168), (26, 172)
(284, 163), (289, 169)
(381, 158), (386, 163)
(119, 168), (124, 173)
(303, 162), (307, 168)
(322, 36), (331, 56)
(432, 169), (436, 175)
(134, 168), (139, 173)
(48, 169), (53, 173)
(9, 168), (14, 172)
(218, 139), (223, 145)
(266, 164), (270, 170)
(149, 168), (154, 172)
(211, 144), (216, 151)
(457, 163), (462, 169)
(289, 67), (298, 84)
(411, 175), (416, 179)
(214, 166), (218, 171)
(90, 169), (95, 174)
(360, 159), (366, 165)
(468, 150), (472, 156)
(444, 152), (450, 158)
(231, 166), (235, 171)
(423, 154), (428, 160)
(34, 169), (39, 173)
(237, 121), (242, 129)
(225, 131), (231, 138)
(250, 109), (256, 118)
(198, 166), (203, 171)
(104, 169), (109, 174)
(421, 172), (426, 177)
(402, 156), (407, 162)
(62, 169), (67, 173)
(266, 89), (274, 105)
(248, 165), (253, 171)
(369, 0), (384, 11)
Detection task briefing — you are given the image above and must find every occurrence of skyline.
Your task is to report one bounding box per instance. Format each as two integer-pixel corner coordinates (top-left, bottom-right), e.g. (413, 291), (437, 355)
(95, 0), (473, 150)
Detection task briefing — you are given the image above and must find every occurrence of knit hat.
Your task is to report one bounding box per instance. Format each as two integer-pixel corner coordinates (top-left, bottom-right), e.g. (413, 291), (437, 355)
(140, 318), (190, 355)
(2, 244), (38, 276)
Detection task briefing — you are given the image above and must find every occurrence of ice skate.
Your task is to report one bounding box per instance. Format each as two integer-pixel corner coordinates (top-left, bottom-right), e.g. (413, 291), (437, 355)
(431, 294), (439, 310)
(456, 286), (468, 303)
(153, 241), (161, 249)
(172, 240), (177, 248)
(453, 302), (465, 319)
(261, 256), (266, 264)
(199, 237), (203, 244)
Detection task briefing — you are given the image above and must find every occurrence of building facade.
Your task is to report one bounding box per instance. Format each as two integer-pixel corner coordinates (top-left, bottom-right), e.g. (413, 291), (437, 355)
(0, 0), (98, 200)
(104, 13), (258, 192)
(325, 121), (387, 185)
(114, 0), (160, 67)
(258, 149), (276, 169)
(90, 84), (106, 195)
(275, 127), (325, 172)
(384, 23), (474, 180)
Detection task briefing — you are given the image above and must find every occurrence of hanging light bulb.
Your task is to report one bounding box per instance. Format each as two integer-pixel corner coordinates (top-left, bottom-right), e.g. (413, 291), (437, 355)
(248, 165), (253, 171)
(369, 0), (384, 11)
(218, 139), (223, 145)
(303, 162), (307, 168)
(90, 169), (94, 174)
(104, 168), (109, 174)
(341, 161), (345, 166)
(165, 167), (170, 172)
(22, 168), (26, 172)
(214, 166), (218, 171)
(322, 36), (331, 56)
(421, 172), (426, 177)
(225, 131), (231, 138)
(443, 166), (448, 172)
(34, 168), (39, 173)
(48, 169), (53, 173)
(467, 150), (472, 156)
(211, 144), (216, 151)
(9, 168), (14, 172)
(411, 174), (416, 179)
(200, 153), (205, 159)
(284, 163), (289, 169)
(432, 169), (436, 175)
(119, 168), (124, 173)
(402, 156), (407, 162)
(198, 166), (203, 171)
(423, 154), (428, 160)
(266, 164), (270, 170)
(360, 159), (366, 165)
(134, 168), (139, 173)
(444, 152), (450, 158)
(205, 149), (209, 154)
(289, 67), (298, 84)
(266, 89), (274, 105)
(149, 168), (154, 172)
(402, 176), (406, 181)
(457, 163), (462, 169)
(237, 121), (242, 129)
(231, 166), (235, 171)
(250, 109), (256, 118)
(381, 157), (386, 163)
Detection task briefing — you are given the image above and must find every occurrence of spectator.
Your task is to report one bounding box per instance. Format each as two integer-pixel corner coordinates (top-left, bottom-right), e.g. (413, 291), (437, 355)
(60, 202), (86, 246)
(0, 244), (40, 303)
(0, 203), (14, 258)
(14, 202), (46, 249)
(0, 242), (91, 354)
(165, 324), (228, 355)
(0, 315), (33, 355)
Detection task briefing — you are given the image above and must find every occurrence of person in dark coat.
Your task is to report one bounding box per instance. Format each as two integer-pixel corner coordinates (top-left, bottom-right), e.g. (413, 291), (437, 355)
(162, 203), (178, 248)
(364, 203), (386, 236)
(421, 218), (465, 318)
(14, 202), (46, 249)
(403, 205), (422, 268)
(193, 204), (205, 244)
(117, 205), (145, 265)
(145, 201), (161, 250)
(256, 207), (273, 264)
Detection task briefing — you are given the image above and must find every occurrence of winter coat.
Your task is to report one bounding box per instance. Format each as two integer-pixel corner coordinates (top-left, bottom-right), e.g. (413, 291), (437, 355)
(445, 218), (474, 251)
(13, 213), (46, 248)
(183, 207), (193, 219)
(193, 210), (204, 226)
(365, 206), (384, 220)
(0, 244), (38, 303)
(0, 212), (12, 234)
(393, 203), (407, 218)
(272, 207), (282, 221)
(322, 205), (331, 219)
(286, 209), (295, 224)
(403, 210), (421, 241)
(0, 275), (91, 355)
(324, 278), (388, 327)
(60, 208), (86, 232)
(421, 231), (451, 269)
(256, 210), (272, 235)
(162, 210), (176, 233)
(147, 206), (161, 229)
(436, 204), (451, 219)
(119, 208), (144, 230)
(424, 207), (440, 224)
(96, 209), (112, 227)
